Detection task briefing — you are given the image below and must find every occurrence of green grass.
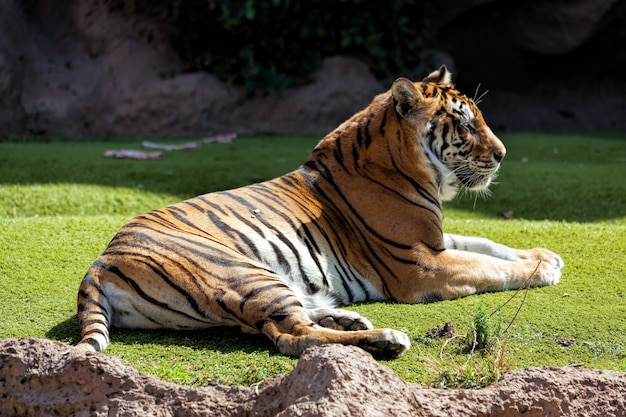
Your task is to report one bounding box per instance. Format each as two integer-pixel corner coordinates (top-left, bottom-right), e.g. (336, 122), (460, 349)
(1, 133), (625, 387)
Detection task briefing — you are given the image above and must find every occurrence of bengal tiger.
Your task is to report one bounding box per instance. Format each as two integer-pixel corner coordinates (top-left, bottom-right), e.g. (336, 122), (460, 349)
(76, 66), (564, 358)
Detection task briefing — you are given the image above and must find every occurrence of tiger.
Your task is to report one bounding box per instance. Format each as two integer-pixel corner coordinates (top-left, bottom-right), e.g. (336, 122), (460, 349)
(76, 66), (564, 358)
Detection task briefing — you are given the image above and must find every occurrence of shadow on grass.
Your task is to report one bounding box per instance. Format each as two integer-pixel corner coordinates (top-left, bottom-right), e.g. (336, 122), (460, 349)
(1, 133), (625, 222)
(0, 136), (315, 202)
(46, 315), (276, 355)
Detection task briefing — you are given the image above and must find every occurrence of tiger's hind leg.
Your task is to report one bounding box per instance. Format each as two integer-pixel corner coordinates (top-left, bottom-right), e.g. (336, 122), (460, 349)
(268, 316), (410, 358)
(210, 268), (411, 357)
(257, 307), (410, 358)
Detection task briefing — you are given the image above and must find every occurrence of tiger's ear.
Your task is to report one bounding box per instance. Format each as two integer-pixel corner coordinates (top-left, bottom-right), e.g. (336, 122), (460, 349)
(422, 65), (453, 86)
(391, 77), (423, 119)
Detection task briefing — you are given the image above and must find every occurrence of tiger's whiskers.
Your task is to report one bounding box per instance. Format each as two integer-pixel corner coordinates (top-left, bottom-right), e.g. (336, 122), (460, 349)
(473, 83), (489, 105)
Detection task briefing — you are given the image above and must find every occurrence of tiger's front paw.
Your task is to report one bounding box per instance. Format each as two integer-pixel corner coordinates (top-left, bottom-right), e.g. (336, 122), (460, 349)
(518, 248), (564, 270)
(523, 251), (564, 287)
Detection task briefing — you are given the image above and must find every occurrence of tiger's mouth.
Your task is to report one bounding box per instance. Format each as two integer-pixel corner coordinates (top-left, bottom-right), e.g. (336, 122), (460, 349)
(453, 163), (499, 191)
(425, 146), (500, 200)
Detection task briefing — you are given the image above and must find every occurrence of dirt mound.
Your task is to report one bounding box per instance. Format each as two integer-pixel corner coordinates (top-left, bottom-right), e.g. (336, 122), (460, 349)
(1, 338), (625, 416)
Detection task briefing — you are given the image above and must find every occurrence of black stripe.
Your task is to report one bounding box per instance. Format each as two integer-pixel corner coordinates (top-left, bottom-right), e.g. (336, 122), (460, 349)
(81, 328), (108, 338)
(80, 337), (103, 351)
(225, 191), (324, 294)
(92, 259), (184, 313)
(310, 159), (416, 251)
(302, 158), (443, 295)
(135, 256), (215, 322)
(180, 200), (208, 214)
(110, 227), (268, 272)
(363, 113), (373, 148)
(389, 153), (441, 212)
(351, 143), (361, 172)
(333, 145), (351, 174)
(215, 290), (254, 329)
(140, 211), (182, 231)
(79, 318), (108, 328)
(439, 123), (450, 157)
(78, 281), (111, 322)
(261, 293), (301, 312)
(379, 106), (388, 136)
(294, 159), (426, 296)
(215, 208), (264, 259)
(253, 180), (363, 301)
(167, 205), (187, 215)
(269, 241), (292, 274)
(298, 162), (397, 295)
(246, 187), (326, 260)
(239, 282), (292, 312)
(427, 120), (439, 151)
(196, 195), (229, 216)
(421, 239), (446, 253)
(268, 310), (290, 322)
(164, 206), (212, 236)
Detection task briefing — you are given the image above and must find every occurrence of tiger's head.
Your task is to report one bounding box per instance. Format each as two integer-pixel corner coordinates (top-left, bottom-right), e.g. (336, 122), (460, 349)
(392, 66), (505, 201)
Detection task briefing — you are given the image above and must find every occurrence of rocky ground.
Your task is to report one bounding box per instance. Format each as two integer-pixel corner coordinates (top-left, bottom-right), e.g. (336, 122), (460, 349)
(1, 338), (625, 416)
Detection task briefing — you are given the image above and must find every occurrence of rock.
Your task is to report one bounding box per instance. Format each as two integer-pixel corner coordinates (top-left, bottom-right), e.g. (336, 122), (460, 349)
(504, 0), (618, 55)
(0, 338), (249, 417)
(1, 338), (625, 417)
(0, 0), (28, 134)
(433, 0), (626, 89)
(480, 83), (626, 131)
(229, 56), (384, 135)
(247, 342), (420, 416)
(10, 0), (242, 138)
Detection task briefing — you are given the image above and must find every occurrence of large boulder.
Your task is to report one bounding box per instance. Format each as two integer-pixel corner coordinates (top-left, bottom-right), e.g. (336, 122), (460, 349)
(228, 56), (384, 135)
(0, 0), (28, 133)
(2, 0), (240, 138)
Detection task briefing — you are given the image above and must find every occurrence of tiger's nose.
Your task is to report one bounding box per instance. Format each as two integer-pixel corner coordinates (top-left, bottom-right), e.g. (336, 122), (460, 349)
(493, 148), (505, 163)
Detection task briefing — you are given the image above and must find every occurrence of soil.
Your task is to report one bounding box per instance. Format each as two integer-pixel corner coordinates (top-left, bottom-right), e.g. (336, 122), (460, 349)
(1, 338), (625, 417)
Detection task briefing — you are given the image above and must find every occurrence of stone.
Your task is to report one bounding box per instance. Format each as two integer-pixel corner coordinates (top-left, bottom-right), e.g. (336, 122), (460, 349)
(1, 338), (625, 417)
(229, 56), (384, 135)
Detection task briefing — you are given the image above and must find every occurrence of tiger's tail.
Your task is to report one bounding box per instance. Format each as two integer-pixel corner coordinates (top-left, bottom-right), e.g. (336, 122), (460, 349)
(76, 268), (112, 352)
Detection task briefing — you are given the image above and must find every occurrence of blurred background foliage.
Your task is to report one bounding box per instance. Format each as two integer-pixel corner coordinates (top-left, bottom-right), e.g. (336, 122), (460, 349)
(118, 0), (433, 94)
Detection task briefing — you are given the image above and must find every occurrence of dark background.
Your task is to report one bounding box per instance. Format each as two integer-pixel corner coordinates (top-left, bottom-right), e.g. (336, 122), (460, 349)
(1, 0), (625, 139)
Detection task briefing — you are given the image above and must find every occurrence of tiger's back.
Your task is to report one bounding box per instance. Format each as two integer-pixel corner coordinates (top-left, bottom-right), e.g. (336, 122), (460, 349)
(77, 66), (563, 357)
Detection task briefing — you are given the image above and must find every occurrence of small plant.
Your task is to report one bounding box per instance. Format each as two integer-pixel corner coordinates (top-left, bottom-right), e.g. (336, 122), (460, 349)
(425, 302), (514, 388)
(426, 271), (541, 388)
(468, 304), (502, 351)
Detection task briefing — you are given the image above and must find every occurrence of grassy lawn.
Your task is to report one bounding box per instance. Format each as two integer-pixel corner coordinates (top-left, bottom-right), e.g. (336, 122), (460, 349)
(1, 133), (625, 387)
